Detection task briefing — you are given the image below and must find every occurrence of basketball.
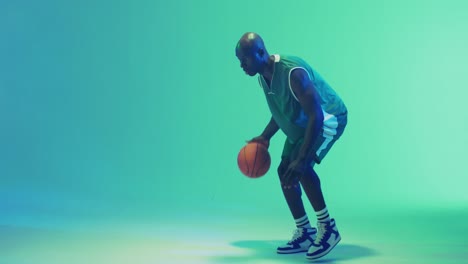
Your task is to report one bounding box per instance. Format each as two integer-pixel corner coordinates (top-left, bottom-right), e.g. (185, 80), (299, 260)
(237, 142), (271, 178)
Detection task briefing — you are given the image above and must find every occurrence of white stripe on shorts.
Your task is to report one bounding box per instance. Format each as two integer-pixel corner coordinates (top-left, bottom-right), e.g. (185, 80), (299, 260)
(316, 135), (333, 158)
(316, 111), (338, 157)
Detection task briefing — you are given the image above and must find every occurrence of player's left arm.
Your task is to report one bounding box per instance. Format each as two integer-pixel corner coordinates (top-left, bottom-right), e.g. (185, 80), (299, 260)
(290, 68), (324, 163)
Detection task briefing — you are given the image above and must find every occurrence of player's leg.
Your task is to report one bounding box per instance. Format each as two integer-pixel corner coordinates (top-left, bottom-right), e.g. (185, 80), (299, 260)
(302, 167), (340, 259)
(276, 138), (317, 254)
(299, 166), (327, 216)
(293, 134), (332, 216)
(294, 129), (345, 259)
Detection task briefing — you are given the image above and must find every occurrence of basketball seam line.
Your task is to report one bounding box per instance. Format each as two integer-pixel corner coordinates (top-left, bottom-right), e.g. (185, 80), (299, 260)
(256, 152), (269, 177)
(252, 144), (259, 177)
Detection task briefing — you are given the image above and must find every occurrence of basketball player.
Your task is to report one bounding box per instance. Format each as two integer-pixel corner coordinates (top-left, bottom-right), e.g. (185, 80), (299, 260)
(235, 32), (348, 260)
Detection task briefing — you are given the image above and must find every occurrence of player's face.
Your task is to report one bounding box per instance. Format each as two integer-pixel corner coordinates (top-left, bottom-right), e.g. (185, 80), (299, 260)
(235, 47), (262, 76)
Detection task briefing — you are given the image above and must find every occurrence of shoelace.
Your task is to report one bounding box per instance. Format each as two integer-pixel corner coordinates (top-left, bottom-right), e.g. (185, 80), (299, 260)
(289, 228), (305, 243)
(314, 222), (327, 244)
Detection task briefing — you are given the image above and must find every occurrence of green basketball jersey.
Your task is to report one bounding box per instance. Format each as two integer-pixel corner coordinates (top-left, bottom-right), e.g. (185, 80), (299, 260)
(258, 54), (347, 143)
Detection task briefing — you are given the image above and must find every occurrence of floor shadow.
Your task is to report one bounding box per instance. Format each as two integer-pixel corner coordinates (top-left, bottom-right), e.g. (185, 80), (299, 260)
(210, 240), (378, 263)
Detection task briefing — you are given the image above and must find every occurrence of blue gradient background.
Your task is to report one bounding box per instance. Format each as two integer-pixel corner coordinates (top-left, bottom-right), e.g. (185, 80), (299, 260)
(1, 1), (467, 263)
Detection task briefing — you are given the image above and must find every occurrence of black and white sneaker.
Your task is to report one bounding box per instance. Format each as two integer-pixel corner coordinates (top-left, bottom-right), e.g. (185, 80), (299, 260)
(306, 219), (341, 260)
(277, 227), (317, 254)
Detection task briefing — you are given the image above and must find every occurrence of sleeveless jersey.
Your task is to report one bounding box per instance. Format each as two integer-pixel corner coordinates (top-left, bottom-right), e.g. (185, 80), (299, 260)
(258, 54), (347, 143)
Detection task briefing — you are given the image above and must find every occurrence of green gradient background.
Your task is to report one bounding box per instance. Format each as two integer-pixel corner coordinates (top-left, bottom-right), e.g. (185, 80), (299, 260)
(1, 0), (467, 225)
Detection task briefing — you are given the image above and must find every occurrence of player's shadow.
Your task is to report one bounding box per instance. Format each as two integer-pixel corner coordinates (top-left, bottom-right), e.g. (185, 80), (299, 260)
(210, 240), (378, 263)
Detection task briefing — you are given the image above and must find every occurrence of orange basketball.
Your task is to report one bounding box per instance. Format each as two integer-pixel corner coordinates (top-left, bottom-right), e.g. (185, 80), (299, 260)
(237, 142), (271, 178)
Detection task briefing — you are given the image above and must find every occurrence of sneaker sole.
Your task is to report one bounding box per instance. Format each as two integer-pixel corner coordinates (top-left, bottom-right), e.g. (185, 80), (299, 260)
(305, 235), (341, 260)
(277, 230), (317, 255)
(277, 248), (309, 254)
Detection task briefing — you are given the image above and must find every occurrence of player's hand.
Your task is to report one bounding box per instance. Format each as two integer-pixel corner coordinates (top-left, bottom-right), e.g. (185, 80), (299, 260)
(246, 135), (270, 149)
(283, 158), (307, 185)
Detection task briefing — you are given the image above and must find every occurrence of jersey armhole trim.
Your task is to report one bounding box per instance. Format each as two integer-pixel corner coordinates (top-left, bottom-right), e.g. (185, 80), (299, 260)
(288, 67), (311, 102)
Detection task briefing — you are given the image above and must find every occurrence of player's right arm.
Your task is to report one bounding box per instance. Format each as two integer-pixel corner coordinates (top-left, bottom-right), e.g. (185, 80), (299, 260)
(246, 116), (279, 148)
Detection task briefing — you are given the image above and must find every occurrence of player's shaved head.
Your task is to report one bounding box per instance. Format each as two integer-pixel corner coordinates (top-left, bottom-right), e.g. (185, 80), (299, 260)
(235, 32), (270, 76)
(236, 32), (266, 53)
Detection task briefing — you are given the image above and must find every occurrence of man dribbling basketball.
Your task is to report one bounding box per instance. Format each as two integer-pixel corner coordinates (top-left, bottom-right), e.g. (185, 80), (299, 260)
(235, 32), (348, 260)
